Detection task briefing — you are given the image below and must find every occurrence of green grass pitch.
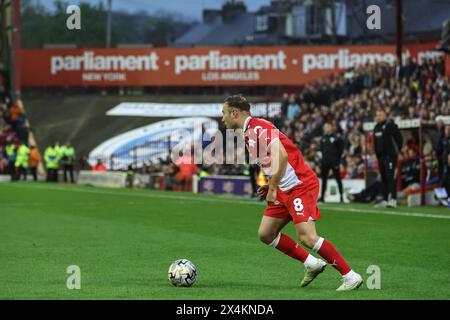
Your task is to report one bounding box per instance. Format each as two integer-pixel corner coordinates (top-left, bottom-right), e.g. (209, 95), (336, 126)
(1, 182), (449, 300)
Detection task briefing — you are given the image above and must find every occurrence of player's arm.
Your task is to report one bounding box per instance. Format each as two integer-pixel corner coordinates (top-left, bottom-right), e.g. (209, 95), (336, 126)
(266, 138), (288, 204)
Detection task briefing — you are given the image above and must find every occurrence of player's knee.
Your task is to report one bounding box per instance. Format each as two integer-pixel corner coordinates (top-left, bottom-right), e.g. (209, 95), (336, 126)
(299, 234), (318, 249)
(258, 229), (277, 245)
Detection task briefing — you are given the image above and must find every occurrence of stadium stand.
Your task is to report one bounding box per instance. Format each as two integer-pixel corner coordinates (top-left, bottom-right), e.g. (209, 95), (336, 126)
(266, 55), (448, 181)
(189, 55), (448, 184)
(18, 54), (449, 197)
(0, 77), (16, 175)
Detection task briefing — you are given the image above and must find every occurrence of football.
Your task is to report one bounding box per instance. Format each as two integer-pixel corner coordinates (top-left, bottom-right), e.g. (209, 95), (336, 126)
(168, 259), (197, 287)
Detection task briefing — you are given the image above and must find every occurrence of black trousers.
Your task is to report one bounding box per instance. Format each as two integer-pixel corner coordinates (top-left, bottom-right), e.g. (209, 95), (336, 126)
(7, 161), (16, 180)
(29, 167), (38, 181)
(16, 166), (27, 181)
(63, 164), (75, 183)
(439, 155), (447, 187)
(378, 156), (397, 201)
(321, 162), (343, 200)
(353, 180), (382, 203)
(46, 169), (58, 182)
(442, 165), (450, 196)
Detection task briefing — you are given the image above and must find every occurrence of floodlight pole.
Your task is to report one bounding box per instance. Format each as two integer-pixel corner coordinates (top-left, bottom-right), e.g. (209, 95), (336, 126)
(396, 0), (403, 67)
(13, 0), (21, 97)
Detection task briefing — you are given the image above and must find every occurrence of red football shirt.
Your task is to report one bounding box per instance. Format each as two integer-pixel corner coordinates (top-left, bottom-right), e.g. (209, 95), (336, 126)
(243, 116), (317, 191)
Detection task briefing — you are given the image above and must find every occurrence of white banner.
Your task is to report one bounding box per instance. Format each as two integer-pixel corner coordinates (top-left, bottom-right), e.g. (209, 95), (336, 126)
(77, 171), (127, 188)
(0, 175), (11, 183)
(89, 117), (218, 169)
(106, 102), (282, 118)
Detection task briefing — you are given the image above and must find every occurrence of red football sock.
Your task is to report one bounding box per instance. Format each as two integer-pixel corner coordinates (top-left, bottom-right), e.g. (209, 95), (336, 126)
(271, 233), (309, 263)
(314, 238), (351, 275)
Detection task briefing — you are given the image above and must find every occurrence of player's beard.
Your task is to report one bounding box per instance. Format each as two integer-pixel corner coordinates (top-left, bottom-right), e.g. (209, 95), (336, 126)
(225, 120), (238, 130)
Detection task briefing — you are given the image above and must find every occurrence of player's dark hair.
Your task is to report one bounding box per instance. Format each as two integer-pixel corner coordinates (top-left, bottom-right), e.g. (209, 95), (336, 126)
(224, 94), (251, 112)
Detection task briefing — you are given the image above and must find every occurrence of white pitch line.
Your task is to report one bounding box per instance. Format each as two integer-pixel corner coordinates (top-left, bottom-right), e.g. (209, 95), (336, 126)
(320, 206), (450, 220)
(2, 183), (450, 220)
(1, 183), (260, 206)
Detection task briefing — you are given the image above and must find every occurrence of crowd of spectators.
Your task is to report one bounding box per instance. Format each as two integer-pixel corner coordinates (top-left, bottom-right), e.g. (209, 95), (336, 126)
(0, 74), (34, 176)
(194, 55), (449, 187)
(271, 55), (448, 181)
(136, 55), (448, 195)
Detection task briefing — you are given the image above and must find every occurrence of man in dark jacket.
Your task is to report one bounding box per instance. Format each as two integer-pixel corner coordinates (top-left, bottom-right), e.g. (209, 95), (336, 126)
(319, 123), (344, 203)
(373, 109), (403, 208)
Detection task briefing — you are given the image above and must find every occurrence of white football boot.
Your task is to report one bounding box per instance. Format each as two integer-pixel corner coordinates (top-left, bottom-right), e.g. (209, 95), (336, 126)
(374, 200), (387, 208)
(300, 259), (327, 287)
(336, 272), (364, 291)
(387, 199), (397, 208)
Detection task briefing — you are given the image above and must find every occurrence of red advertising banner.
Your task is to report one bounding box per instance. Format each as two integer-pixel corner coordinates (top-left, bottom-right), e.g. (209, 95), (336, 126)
(20, 42), (441, 87)
(446, 54), (450, 77)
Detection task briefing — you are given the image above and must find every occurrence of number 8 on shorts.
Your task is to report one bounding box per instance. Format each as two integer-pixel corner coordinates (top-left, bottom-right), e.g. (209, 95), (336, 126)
(293, 198), (304, 215)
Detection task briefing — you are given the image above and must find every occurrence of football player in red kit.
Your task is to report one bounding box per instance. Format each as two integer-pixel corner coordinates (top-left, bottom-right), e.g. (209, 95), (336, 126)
(221, 95), (363, 291)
